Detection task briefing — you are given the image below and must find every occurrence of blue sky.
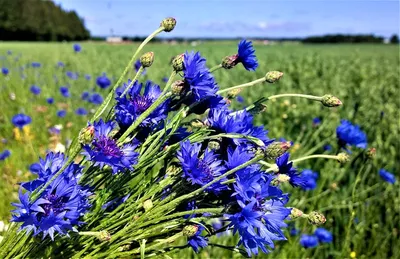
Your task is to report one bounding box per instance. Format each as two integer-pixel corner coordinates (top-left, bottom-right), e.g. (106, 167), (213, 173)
(54, 0), (399, 38)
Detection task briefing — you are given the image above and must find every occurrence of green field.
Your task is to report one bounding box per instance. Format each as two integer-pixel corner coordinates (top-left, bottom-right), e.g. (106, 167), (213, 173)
(0, 42), (399, 258)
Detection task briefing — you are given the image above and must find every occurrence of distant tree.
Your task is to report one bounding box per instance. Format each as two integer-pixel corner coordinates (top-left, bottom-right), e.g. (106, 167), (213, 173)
(302, 34), (384, 44)
(389, 34), (399, 44)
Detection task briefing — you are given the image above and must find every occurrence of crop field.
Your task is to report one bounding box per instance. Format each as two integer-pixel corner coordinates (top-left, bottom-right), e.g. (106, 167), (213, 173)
(0, 42), (399, 258)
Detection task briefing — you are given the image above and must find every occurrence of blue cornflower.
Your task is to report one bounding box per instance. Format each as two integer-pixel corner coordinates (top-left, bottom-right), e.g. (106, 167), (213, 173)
(31, 62), (41, 68)
(188, 225), (208, 253)
(85, 74), (91, 80)
(57, 61), (65, 68)
(115, 80), (169, 129)
(177, 140), (227, 194)
(89, 93), (103, 105)
(12, 152), (91, 240)
(323, 144), (332, 151)
(314, 228), (333, 243)
(57, 110), (67, 118)
(30, 85), (41, 95)
(60, 86), (70, 98)
(75, 108), (88, 116)
(162, 77), (168, 82)
(275, 153), (306, 188)
(300, 169), (319, 191)
(289, 226), (299, 236)
(47, 98), (54, 104)
(96, 74), (111, 89)
(336, 120), (367, 149)
(82, 120), (138, 174)
(102, 194), (130, 211)
(2, 67), (9, 75)
(7, 50), (12, 55)
(12, 114), (32, 129)
(236, 95), (244, 103)
(0, 150), (11, 161)
(134, 59), (146, 74)
(313, 117), (321, 126)
(237, 40), (258, 71)
(66, 71), (78, 80)
(73, 44), (81, 52)
(379, 169), (396, 184)
(29, 163), (41, 173)
(81, 91), (90, 101)
(48, 126), (61, 135)
(300, 234), (319, 248)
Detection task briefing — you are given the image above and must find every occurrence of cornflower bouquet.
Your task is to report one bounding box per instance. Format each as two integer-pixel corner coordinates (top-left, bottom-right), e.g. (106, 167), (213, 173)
(0, 18), (348, 258)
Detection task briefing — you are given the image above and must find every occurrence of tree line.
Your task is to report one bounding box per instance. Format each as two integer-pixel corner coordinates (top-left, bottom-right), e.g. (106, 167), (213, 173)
(0, 0), (90, 41)
(303, 34), (399, 44)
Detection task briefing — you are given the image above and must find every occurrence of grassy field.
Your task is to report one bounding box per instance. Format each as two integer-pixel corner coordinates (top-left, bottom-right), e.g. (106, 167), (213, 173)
(0, 42), (399, 258)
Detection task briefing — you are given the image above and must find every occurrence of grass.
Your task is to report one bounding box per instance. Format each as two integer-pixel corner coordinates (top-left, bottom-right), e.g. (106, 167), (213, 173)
(0, 42), (399, 258)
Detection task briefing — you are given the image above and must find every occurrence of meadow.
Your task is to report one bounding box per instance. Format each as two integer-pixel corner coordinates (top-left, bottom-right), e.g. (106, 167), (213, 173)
(0, 42), (399, 258)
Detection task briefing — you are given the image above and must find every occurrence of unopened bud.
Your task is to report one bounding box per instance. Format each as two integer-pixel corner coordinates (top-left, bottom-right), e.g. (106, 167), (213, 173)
(208, 140), (220, 151)
(271, 174), (290, 186)
(321, 95), (342, 107)
(171, 80), (185, 95)
(99, 230), (111, 242)
(221, 54), (239, 69)
(172, 54), (184, 71)
(183, 225), (199, 237)
(190, 119), (205, 128)
(264, 141), (292, 160)
(307, 211), (326, 225)
(166, 165), (180, 176)
(119, 243), (131, 252)
(265, 71), (284, 83)
(227, 88), (242, 99)
(337, 153), (350, 164)
(290, 208), (304, 219)
(248, 103), (267, 115)
(140, 52), (154, 68)
(143, 199), (153, 211)
(161, 17), (176, 32)
(366, 148), (376, 159)
(78, 125), (95, 145)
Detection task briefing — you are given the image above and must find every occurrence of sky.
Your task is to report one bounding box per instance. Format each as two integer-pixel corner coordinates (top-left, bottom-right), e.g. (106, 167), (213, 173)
(53, 0), (399, 38)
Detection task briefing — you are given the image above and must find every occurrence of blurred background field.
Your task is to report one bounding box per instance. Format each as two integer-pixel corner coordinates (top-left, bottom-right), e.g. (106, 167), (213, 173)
(0, 42), (399, 258)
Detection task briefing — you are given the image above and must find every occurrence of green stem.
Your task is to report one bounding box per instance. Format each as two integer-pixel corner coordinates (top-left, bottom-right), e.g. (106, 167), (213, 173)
(161, 71), (177, 95)
(291, 154), (340, 164)
(120, 67), (144, 97)
(267, 93), (322, 102)
(217, 77), (266, 94)
(209, 64), (222, 73)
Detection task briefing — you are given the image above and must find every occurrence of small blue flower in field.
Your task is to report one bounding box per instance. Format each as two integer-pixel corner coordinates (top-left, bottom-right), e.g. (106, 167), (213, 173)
(323, 144), (332, 151)
(57, 110), (67, 118)
(82, 120), (139, 174)
(75, 108), (88, 116)
(66, 71), (78, 80)
(96, 74), (111, 89)
(379, 169), (396, 184)
(59, 86), (70, 98)
(162, 77), (168, 82)
(187, 225), (208, 253)
(237, 40), (258, 71)
(11, 152), (91, 240)
(115, 80), (169, 129)
(276, 153), (306, 188)
(0, 150), (11, 161)
(12, 114), (32, 129)
(300, 234), (319, 248)
(336, 120), (367, 149)
(2, 67), (9, 75)
(300, 169), (319, 191)
(30, 85), (41, 95)
(313, 117), (321, 126)
(7, 50), (12, 55)
(314, 228), (333, 243)
(48, 126), (61, 135)
(177, 140), (227, 194)
(31, 62), (41, 68)
(73, 43), (82, 52)
(57, 61), (65, 68)
(134, 59), (146, 74)
(236, 95), (244, 103)
(289, 226), (300, 236)
(46, 97), (54, 104)
(81, 91), (90, 101)
(29, 163), (41, 173)
(85, 74), (91, 80)
(89, 93), (103, 105)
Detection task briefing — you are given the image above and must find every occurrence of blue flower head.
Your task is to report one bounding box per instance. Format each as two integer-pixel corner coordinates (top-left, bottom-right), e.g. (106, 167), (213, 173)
(336, 120), (367, 149)
(300, 169), (319, 191)
(12, 114), (32, 129)
(96, 74), (111, 89)
(31, 62), (41, 68)
(188, 225), (208, 253)
(276, 153), (306, 188)
(237, 40), (258, 71)
(0, 150), (11, 161)
(379, 169), (396, 184)
(30, 85), (41, 95)
(115, 80), (169, 129)
(57, 61), (65, 68)
(300, 234), (319, 248)
(47, 98), (54, 104)
(89, 93), (103, 105)
(73, 44), (81, 52)
(66, 71), (78, 80)
(75, 108), (88, 116)
(85, 74), (91, 80)
(12, 152), (91, 240)
(2, 67), (9, 75)
(81, 91), (90, 101)
(57, 110), (67, 118)
(59, 86), (70, 98)
(82, 120), (138, 174)
(314, 228), (333, 243)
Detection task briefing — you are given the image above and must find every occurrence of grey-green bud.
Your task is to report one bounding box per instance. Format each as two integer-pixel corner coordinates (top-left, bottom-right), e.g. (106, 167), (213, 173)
(208, 140), (220, 151)
(183, 225), (199, 237)
(99, 230), (111, 242)
(172, 54), (184, 71)
(226, 88), (242, 99)
(321, 95), (342, 107)
(307, 211), (326, 225)
(78, 125), (95, 145)
(221, 54), (239, 69)
(161, 17), (176, 32)
(264, 141), (292, 160)
(290, 208), (304, 219)
(171, 80), (185, 95)
(190, 119), (205, 128)
(337, 153), (350, 164)
(140, 52), (154, 68)
(265, 71), (284, 83)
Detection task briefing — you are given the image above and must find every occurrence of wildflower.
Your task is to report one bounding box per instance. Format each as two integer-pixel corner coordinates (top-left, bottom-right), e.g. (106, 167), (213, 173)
(134, 59), (146, 75)
(177, 140), (227, 194)
(47, 98), (54, 104)
(236, 95), (244, 103)
(85, 74), (91, 80)
(81, 91), (90, 101)
(336, 120), (367, 149)
(57, 61), (65, 68)
(82, 120), (138, 174)
(96, 74), (111, 89)
(140, 52), (154, 68)
(162, 77), (169, 82)
(60, 86), (70, 98)
(12, 114), (32, 129)
(30, 85), (41, 95)
(73, 43), (81, 52)
(31, 62), (41, 68)
(237, 40), (258, 71)
(299, 234), (318, 248)
(2, 67), (9, 75)
(0, 150), (11, 161)
(66, 71), (78, 80)
(379, 169), (396, 184)
(187, 225), (208, 253)
(57, 110), (67, 118)
(313, 117), (321, 126)
(115, 80), (169, 130)
(11, 152), (91, 240)
(300, 169), (319, 191)
(314, 228), (333, 243)
(265, 71), (283, 83)
(89, 93), (103, 105)
(275, 153), (306, 188)
(350, 251), (357, 258)
(75, 108), (88, 116)
(161, 17), (176, 32)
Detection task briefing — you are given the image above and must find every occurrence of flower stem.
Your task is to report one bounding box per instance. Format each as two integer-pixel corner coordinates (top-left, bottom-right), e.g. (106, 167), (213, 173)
(209, 64), (222, 73)
(291, 154), (341, 164)
(120, 66), (144, 97)
(267, 93), (322, 102)
(162, 71), (177, 94)
(217, 77), (266, 94)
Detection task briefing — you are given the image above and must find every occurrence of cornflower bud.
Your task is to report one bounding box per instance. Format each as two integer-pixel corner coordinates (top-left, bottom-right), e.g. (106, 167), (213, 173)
(99, 230), (111, 242)
(221, 54), (239, 69)
(248, 103), (267, 115)
(290, 208), (304, 219)
(321, 94), (342, 107)
(183, 225), (199, 237)
(143, 200), (153, 211)
(366, 147), (376, 159)
(208, 140), (220, 151)
(264, 141), (292, 160)
(271, 174), (290, 186)
(171, 80), (185, 95)
(337, 153), (350, 164)
(78, 125), (94, 145)
(307, 211), (326, 225)
(118, 243), (131, 252)
(190, 119), (205, 128)
(265, 71), (284, 83)
(226, 88), (242, 99)
(172, 54), (184, 72)
(140, 52), (154, 68)
(161, 17), (176, 32)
